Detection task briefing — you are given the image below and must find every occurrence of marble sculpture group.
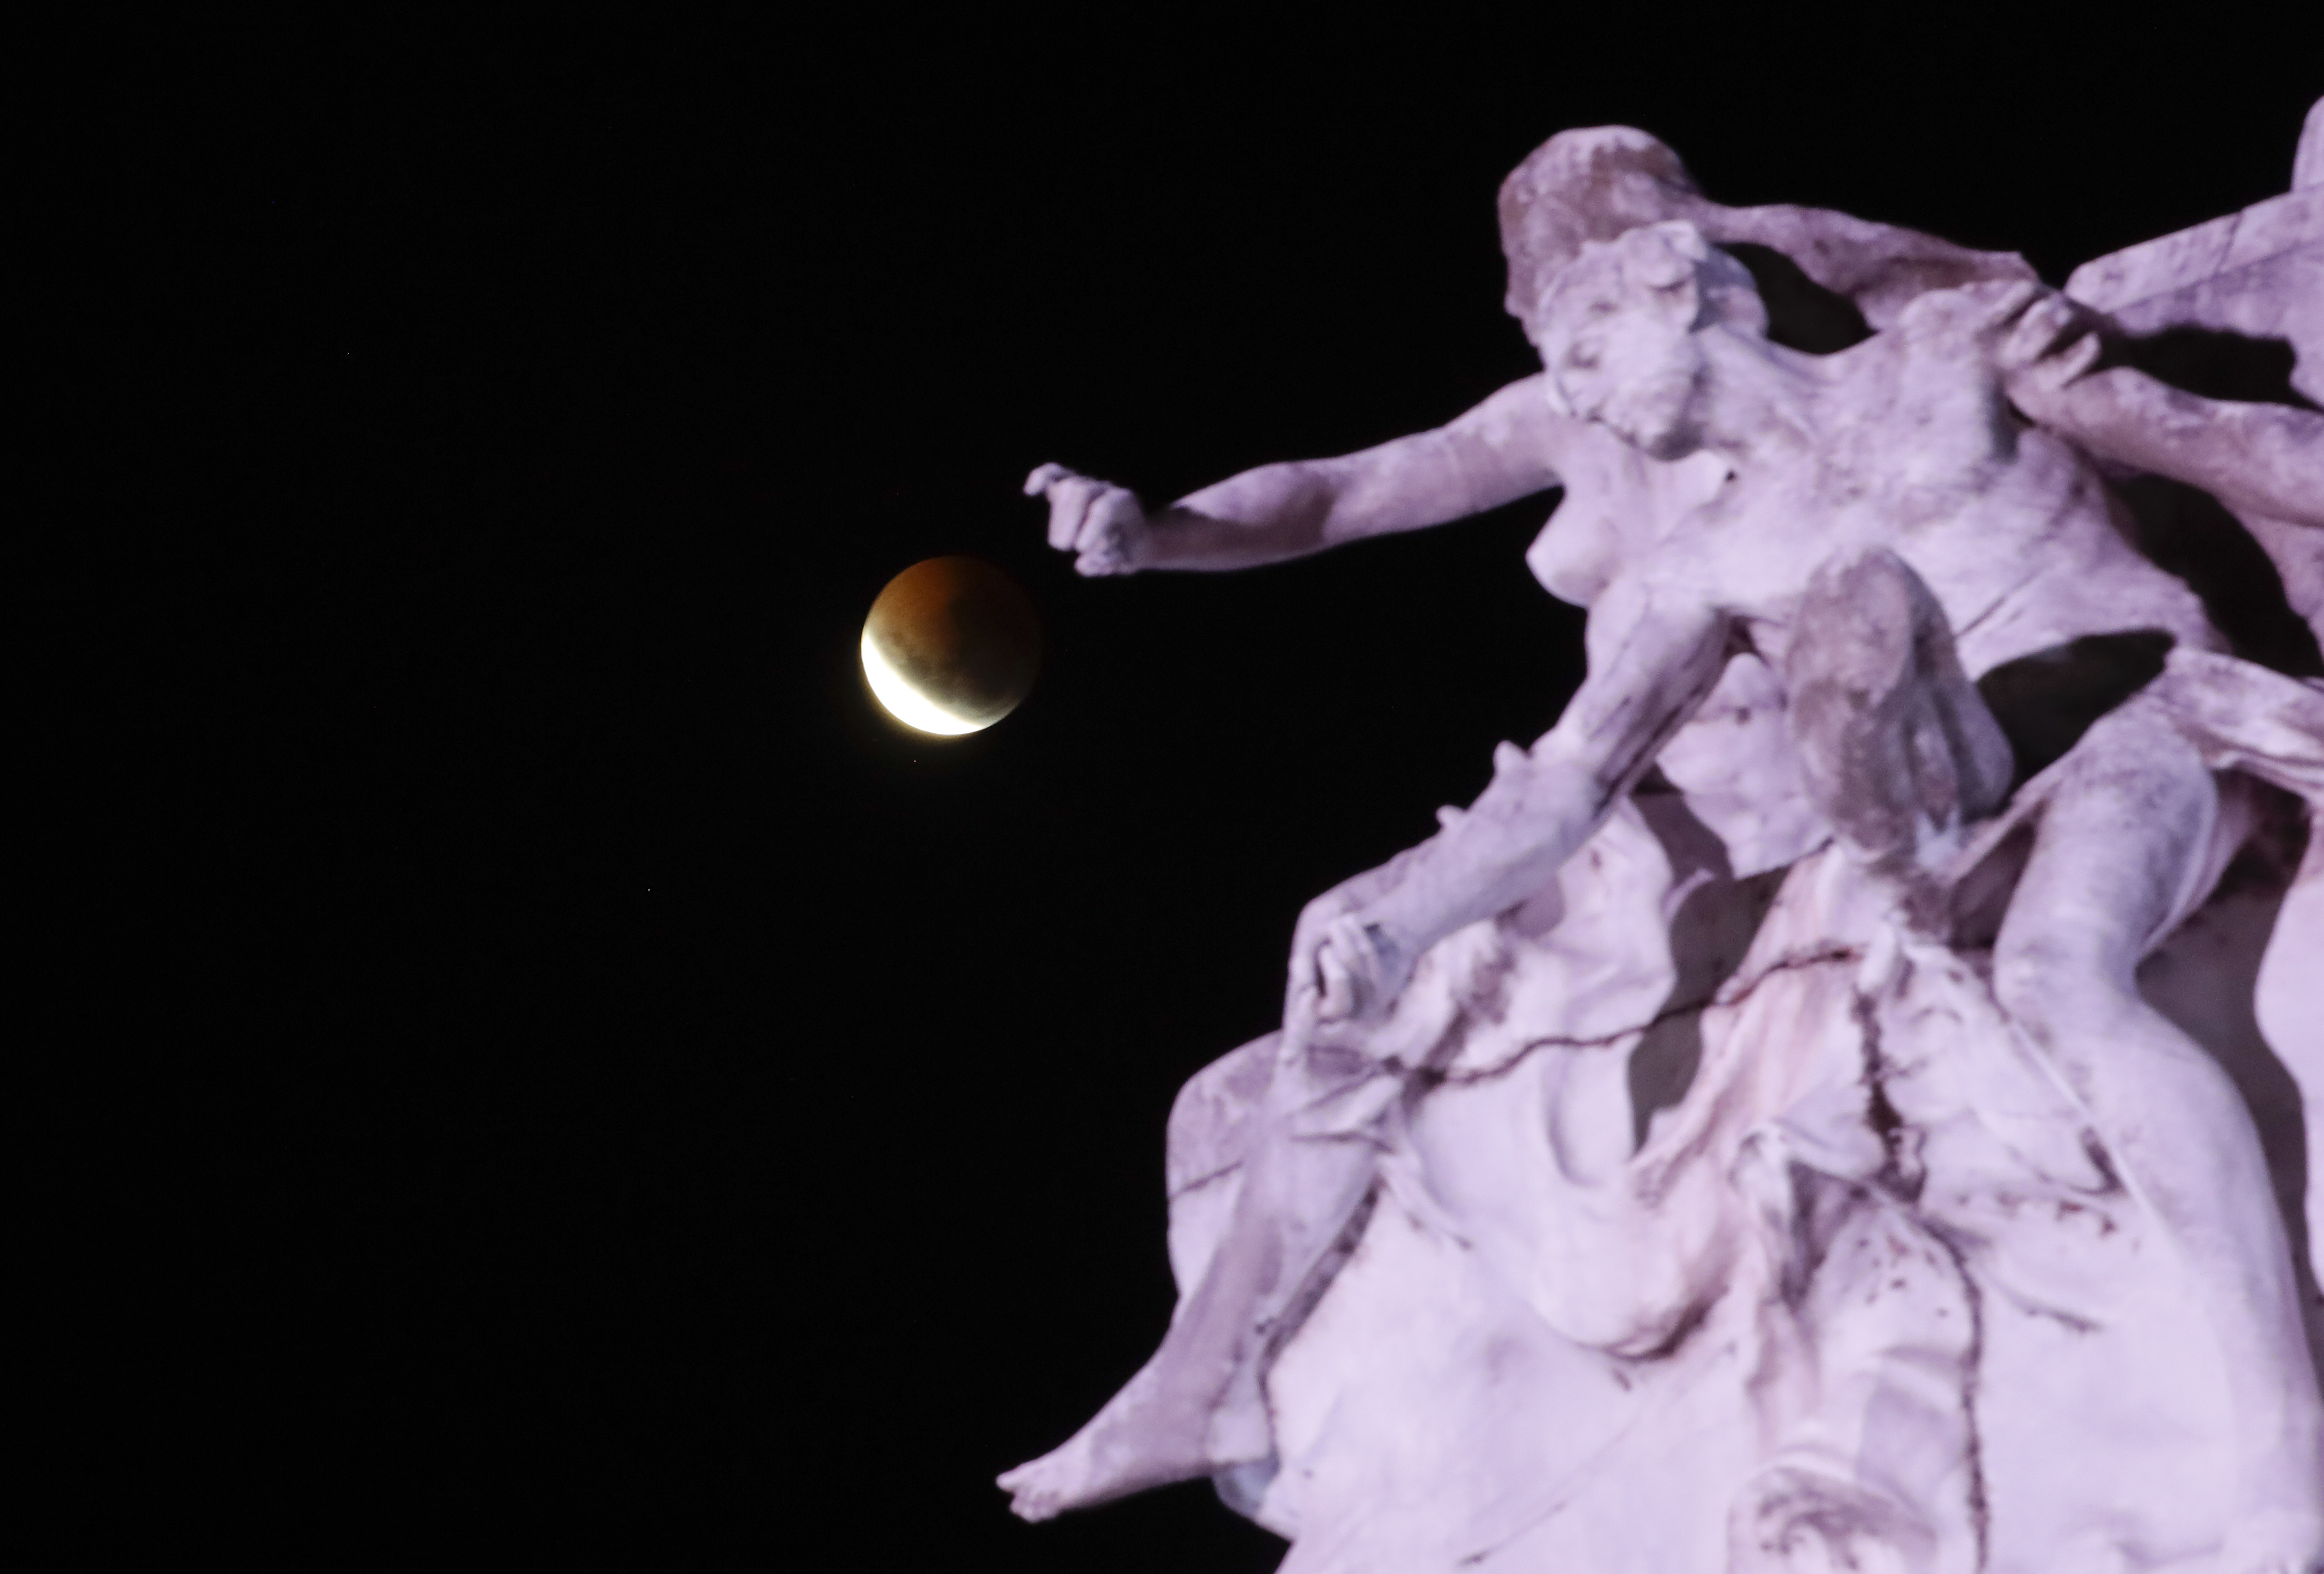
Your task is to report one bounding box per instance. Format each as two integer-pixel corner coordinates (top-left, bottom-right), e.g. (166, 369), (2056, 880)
(1004, 103), (2324, 1573)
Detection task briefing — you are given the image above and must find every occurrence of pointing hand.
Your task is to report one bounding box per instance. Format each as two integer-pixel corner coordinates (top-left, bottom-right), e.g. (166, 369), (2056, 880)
(1025, 463), (1151, 577)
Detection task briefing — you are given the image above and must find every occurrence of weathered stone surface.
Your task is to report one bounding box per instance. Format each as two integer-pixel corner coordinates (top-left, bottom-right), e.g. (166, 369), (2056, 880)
(1004, 108), (2324, 1572)
(2065, 189), (2322, 405)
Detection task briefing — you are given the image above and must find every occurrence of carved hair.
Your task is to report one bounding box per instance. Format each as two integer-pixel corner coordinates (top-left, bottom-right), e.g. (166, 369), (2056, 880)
(1498, 127), (1705, 319)
(1539, 220), (1768, 339)
(1501, 128), (2031, 334)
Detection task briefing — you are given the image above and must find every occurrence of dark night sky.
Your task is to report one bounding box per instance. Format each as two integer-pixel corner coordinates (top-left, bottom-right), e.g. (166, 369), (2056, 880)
(72, 15), (2317, 1565)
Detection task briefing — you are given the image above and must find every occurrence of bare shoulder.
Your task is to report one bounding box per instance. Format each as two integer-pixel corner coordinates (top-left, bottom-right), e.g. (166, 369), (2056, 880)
(1438, 375), (1568, 464)
(1417, 374), (1571, 513)
(1441, 372), (1559, 435)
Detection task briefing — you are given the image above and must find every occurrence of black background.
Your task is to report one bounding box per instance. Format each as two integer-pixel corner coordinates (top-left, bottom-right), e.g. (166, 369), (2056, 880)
(71, 14), (2318, 1566)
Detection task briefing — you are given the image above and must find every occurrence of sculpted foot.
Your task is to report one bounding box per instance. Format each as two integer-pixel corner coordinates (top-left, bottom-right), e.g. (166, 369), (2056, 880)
(997, 1361), (1272, 1523)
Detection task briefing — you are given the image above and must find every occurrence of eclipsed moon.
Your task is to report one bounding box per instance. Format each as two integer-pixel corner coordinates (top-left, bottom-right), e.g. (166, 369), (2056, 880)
(860, 556), (1041, 735)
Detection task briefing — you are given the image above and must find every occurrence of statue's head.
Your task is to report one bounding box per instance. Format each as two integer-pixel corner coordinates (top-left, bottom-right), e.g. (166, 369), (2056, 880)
(1531, 220), (1766, 459)
(1498, 127), (1705, 324)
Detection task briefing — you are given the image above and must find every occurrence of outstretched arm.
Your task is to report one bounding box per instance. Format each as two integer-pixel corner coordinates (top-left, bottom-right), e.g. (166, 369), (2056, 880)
(1997, 289), (2324, 529)
(1030, 375), (1566, 575)
(1289, 574), (1736, 1025)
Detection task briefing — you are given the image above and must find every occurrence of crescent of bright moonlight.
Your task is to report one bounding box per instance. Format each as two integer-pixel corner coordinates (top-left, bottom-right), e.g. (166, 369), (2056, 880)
(860, 627), (988, 734)
(859, 556), (1041, 737)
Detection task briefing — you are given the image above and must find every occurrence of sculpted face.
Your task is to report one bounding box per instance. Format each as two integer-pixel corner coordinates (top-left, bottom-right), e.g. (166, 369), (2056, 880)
(1530, 247), (1710, 460)
(1526, 221), (1772, 463)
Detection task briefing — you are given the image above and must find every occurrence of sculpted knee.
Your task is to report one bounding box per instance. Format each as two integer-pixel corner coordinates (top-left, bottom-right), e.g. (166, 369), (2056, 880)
(1790, 548), (1926, 704)
(1787, 547), (2013, 869)
(1785, 555), (1927, 873)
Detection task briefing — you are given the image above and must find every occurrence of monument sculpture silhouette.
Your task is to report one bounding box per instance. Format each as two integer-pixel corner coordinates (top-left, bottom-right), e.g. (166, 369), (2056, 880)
(1005, 105), (2324, 1573)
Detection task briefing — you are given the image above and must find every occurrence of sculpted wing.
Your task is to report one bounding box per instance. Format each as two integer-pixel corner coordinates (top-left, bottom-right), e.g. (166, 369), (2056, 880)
(2063, 96), (2324, 405)
(2048, 98), (2324, 645)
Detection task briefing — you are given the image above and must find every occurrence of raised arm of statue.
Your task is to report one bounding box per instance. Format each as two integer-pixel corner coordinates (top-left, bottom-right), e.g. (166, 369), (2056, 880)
(1983, 285), (2324, 529)
(1026, 375), (1566, 577)
(1702, 199), (2037, 330)
(1289, 571), (1735, 1025)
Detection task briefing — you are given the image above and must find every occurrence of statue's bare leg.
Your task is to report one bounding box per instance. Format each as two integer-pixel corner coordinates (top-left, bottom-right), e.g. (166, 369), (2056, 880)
(998, 1039), (1385, 1521)
(1993, 704), (2324, 1568)
(1785, 550), (2321, 1562)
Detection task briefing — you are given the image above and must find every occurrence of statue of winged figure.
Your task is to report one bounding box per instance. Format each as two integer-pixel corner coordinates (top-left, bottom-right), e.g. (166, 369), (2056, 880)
(1005, 105), (2324, 1573)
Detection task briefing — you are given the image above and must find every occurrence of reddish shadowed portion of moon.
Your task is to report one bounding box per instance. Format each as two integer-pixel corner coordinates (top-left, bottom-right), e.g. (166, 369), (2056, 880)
(860, 556), (1041, 734)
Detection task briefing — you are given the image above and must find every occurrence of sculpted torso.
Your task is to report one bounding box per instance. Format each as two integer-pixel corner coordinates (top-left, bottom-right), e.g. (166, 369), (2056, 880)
(1646, 341), (2219, 680)
(1534, 353), (2219, 683)
(1537, 265), (2225, 683)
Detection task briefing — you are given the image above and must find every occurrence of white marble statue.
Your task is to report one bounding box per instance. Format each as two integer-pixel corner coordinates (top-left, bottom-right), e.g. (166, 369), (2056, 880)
(1002, 113), (2324, 1572)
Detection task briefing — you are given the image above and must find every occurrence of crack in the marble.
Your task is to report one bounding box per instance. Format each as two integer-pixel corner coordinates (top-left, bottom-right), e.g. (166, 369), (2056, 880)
(1438, 940), (1863, 1088)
